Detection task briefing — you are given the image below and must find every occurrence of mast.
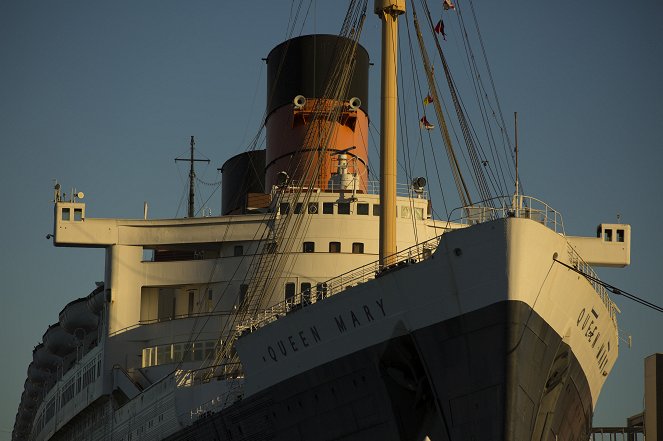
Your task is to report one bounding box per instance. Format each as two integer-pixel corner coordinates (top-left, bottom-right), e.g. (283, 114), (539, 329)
(375, 0), (405, 268)
(514, 111), (519, 198)
(175, 136), (210, 218)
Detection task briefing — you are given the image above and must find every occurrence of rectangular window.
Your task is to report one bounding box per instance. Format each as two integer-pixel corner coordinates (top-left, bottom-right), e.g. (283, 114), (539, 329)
(372, 204), (380, 216)
(238, 284), (248, 307)
(193, 343), (203, 361)
(323, 202), (334, 214)
(316, 282), (328, 301)
(234, 245), (243, 256)
(285, 282), (296, 302)
(279, 202), (290, 215)
(307, 202), (319, 214)
(188, 291), (195, 315)
(414, 207), (424, 220)
(262, 242), (277, 254)
(352, 242), (364, 254)
(329, 241), (341, 253)
(294, 203), (303, 214)
(301, 282), (312, 305)
(604, 229), (613, 242)
(357, 203), (369, 215)
(401, 206), (411, 219)
(338, 202), (350, 214)
(617, 229), (625, 242)
(74, 208), (83, 221)
(62, 207), (71, 221)
(204, 341), (215, 359)
(303, 241), (315, 253)
(173, 344), (182, 363)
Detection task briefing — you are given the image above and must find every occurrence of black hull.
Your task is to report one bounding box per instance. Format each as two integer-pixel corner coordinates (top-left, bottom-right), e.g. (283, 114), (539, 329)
(166, 300), (592, 441)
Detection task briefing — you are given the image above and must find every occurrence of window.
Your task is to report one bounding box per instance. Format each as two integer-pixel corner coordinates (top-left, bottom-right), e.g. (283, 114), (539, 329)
(329, 242), (341, 253)
(279, 203), (290, 215)
(238, 284), (248, 307)
(401, 206), (411, 219)
(316, 282), (328, 301)
(323, 202), (334, 214)
(301, 283), (312, 305)
(263, 241), (277, 253)
(604, 229), (613, 242)
(204, 341), (215, 359)
(173, 344), (182, 364)
(207, 289), (213, 312)
(294, 203), (303, 214)
(307, 202), (319, 214)
(303, 241), (315, 253)
(234, 245), (243, 256)
(285, 282), (296, 302)
(338, 202), (350, 214)
(372, 204), (380, 216)
(74, 208), (83, 221)
(617, 229), (625, 242)
(188, 291), (195, 315)
(357, 203), (369, 215)
(414, 207), (424, 220)
(62, 207), (70, 221)
(352, 242), (364, 254)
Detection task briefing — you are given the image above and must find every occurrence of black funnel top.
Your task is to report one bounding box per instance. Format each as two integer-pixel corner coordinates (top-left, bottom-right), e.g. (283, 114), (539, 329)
(266, 34), (369, 117)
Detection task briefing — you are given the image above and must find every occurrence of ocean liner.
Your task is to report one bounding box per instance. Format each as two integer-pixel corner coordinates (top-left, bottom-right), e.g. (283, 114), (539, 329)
(13, 1), (633, 440)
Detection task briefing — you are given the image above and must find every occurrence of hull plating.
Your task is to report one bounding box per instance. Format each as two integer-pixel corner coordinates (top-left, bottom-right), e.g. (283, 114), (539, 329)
(165, 300), (591, 441)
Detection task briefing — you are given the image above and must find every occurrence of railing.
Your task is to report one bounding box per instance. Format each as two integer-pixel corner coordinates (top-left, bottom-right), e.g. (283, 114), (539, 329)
(590, 427), (644, 440)
(567, 244), (620, 324)
(175, 362), (243, 388)
(448, 195), (565, 234)
(273, 180), (429, 199)
(108, 310), (232, 337)
(236, 234), (443, 333)
(187, 378), (245, 423)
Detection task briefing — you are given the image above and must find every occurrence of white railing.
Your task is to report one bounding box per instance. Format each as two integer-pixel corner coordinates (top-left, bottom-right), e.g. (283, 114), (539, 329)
(272, 180), (428, 199)
(236, 235), (442, 333)
(567, 244), (620, 324)
(188, 379), (245, 423)
(449, 195), (565, 234)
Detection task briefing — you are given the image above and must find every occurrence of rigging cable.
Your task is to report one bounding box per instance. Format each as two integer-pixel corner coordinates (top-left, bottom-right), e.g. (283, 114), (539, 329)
(466, 0), (517, 171)
(411, 1), (472, 208)
(453, 1), (511, 197)
(419, 0), (494, 207)
(553, 258), (663, 314)
(404, 7), (451, 219)
(396, 21), (421, 244)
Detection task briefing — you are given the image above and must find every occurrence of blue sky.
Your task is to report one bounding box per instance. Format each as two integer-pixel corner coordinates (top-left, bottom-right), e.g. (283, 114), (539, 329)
(1, 1), (661, 437)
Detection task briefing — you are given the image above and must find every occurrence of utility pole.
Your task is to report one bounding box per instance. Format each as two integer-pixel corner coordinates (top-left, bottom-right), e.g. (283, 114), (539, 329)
(175, 136), (210, 218)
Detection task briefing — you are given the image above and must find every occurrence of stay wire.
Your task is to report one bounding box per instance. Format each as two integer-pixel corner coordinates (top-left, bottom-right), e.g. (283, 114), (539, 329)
(553, 259), (663, 314)
(454, 1), (511, 196)
(404, 10), (450, 218)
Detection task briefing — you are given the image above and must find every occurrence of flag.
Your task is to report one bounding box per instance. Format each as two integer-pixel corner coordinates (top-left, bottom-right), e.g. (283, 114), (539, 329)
(420, 116), (434, 130)
(434, 19), (446, 40)
(423, 94), (434, 105)
(443, 0), (455, 10)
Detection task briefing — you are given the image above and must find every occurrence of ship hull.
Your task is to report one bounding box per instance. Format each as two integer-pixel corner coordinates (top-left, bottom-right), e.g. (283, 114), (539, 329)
(165, 300), (591, 441)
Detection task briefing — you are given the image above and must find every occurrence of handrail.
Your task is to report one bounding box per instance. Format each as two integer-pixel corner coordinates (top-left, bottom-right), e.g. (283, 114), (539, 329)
(236, 234), (443, 333)
(566, 243), (619, 324)
(272, 180), (429, 199)
(448, 195), (565, 235)
(175, 362), (243, 387)
(108, 310), (234, 337)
